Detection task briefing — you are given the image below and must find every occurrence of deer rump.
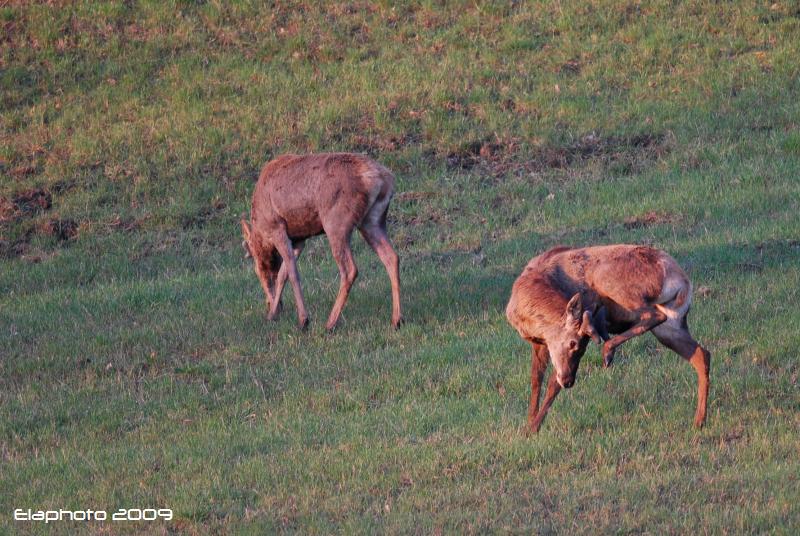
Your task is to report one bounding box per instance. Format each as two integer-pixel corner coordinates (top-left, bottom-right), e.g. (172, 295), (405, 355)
(506, 244), (711, 433)
(241, 153), (402, 331)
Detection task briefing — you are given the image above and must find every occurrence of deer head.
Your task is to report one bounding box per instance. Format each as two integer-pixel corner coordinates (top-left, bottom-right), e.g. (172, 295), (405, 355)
(240, 218), (282, 306)
(548, 293), (604, 388)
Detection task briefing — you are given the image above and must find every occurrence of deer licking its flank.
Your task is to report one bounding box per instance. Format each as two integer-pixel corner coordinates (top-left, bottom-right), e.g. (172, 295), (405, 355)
(506, 244), (711, 433)
(241, 153), (402, 331)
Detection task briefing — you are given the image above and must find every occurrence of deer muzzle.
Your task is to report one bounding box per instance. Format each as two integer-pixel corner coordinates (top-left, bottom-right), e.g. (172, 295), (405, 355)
(558, 373), (576, 389)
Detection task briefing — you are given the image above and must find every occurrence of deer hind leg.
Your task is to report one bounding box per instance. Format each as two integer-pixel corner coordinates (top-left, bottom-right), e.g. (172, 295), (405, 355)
(273, 232), (308, 329)
(527, 343), (550, 432)
(324, 230), (358, 331)
(359, 208), (402, 328)
(652, 318), (711, 427)
(602, 306), (668, 367)
(270, 240), (305, 320)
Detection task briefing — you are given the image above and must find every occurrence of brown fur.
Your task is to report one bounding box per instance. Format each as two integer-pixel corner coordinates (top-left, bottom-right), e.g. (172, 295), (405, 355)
(506, 244), (711, 433)
(242, 153), (402, 330)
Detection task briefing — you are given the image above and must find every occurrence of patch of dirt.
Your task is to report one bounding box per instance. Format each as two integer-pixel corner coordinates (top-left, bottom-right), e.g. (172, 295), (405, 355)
(20, 249), (59, 264)
(15, 188), (52, 212)
(50, 179), (75, 194)
(9, 164), (39, 178)
(623, 210), (682, 229)
(0, 197), (16, 221)
(500, 98), (515, 111)
(108, 215), (143, 233)
(443, 132), (670, 177)
(758, 6), (800, 24)
(446, 138), (520, 170)
(0, 225), (34, 259)
(352, 132), (419, 154)
(0, 17), (21, 46)
(755, 238), (800, 254)
(720, 426), (745, 446)
(181, 199), (227, 229)
(0, 188), (52, 221)
(393, 210), (448, 228)
(395, 191), (437, 203)
(446, 141), (483, 169)
(0, 188), (56, 258)
(419, 245), (483, 268)
(559, 59), (581, 75)
(39, 218), (78, 242)
(529, 132), (671, 173)
(695, 286), (713, 298)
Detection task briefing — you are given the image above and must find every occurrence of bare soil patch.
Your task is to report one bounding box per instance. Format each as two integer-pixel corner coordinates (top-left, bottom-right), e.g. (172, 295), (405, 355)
(181, 199), (227, 229)
(444, 132), (671, 177)
(0, 187), (52, 222)
(623, 210), (682, 229)
(39, 218), (78, 242)
(352, 132), (419, 154)
(446, 139), (519, 170)
(528, 132), (671, 173)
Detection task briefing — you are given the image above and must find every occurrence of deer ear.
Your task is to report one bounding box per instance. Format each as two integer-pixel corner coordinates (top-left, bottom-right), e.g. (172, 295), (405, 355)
(579, 310), (602, 344)
(565, 293), (583, 323)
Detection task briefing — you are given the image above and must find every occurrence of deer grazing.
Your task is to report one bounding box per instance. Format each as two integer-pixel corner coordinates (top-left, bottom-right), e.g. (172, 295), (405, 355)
(241, 153), (402, 331)
(506, 244), (711, 433)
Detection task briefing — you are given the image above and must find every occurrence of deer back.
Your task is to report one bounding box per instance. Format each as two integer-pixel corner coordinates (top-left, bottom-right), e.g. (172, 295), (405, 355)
(251, 153), (392, 240)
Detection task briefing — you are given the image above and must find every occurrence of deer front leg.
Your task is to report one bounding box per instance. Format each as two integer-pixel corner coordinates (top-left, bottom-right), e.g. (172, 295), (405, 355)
(594, 305), (610, 342)
(602, 307), (667, 367)
(252, 254), (278, 318)
(269, 241), (305, 321)
(274, 234), (308, 329)
(529, 371), (562, 433)
(527, 343), (549, 430)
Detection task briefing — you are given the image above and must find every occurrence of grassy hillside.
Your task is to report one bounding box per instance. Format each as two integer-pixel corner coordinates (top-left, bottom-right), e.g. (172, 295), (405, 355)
(2, 1), (799, 533)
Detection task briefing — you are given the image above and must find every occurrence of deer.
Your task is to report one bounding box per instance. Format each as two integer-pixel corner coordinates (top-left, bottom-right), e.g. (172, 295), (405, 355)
(505, 244), (711, 434)
(240, 153), (402, 331)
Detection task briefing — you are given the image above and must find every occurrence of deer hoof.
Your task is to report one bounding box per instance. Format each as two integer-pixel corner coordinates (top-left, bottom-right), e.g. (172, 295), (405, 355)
(602, 343), (615, 368)
(298, 317), (309, 330)
(267, 301), (283, 321)
(524, 423), (541, 437)
(693, 414), (706, 428)
(392, 315), (404, 329)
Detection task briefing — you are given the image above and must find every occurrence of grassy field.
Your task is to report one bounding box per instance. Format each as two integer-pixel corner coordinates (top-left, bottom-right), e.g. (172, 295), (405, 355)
(2, 0), (800, 533)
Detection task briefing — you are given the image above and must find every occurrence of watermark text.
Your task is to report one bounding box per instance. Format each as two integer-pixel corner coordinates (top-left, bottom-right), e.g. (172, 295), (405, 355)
(15, 508), (173, 523)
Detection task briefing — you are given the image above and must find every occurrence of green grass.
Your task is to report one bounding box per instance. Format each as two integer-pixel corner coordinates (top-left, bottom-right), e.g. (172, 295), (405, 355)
(2, 1), (800, 533)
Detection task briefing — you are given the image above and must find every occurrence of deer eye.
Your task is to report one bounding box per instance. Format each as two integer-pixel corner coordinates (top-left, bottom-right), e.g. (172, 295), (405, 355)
(568, 340), (578, 349)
